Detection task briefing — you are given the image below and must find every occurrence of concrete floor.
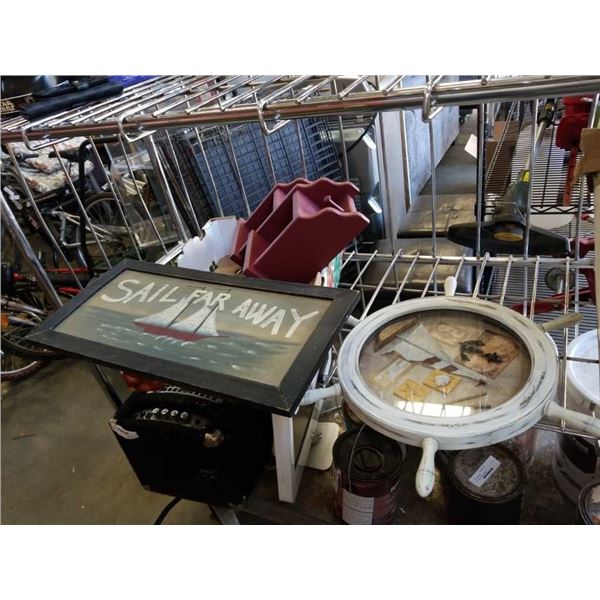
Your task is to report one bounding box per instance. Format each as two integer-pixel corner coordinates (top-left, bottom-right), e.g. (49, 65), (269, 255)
(1, 360), (215, 524)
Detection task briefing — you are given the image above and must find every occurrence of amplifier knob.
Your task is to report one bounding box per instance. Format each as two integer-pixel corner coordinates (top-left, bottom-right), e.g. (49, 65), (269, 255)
(180, 412), (190, 422)
(170, 410), (179, 419)
(160, 408), (169, 416)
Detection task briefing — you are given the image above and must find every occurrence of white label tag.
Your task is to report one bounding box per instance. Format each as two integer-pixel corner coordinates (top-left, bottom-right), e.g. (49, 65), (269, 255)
(109, 418), (139, 440)
(468, 455), (501, 488)
(342, 489), (374, 525)
(464, 134), (478, 158)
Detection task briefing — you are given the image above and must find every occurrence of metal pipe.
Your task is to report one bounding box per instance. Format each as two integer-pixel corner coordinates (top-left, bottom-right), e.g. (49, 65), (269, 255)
(295, 76), (337, 103)
(117, 136), (168, 253)
(153, 76), (229, 115)
(338, 76), (369, 99)
(340, 250), (592, 268)
(421, 256), (442, 297)
(55, 76), (172, 126)
(426, 113), (438, 257)
(194, 127), (225, 217)
(383, 75), (404, 94)
(219, 76), (285, 110)
(523, 100), (539, 260)
(8, 76), (600, 143)
(93, 76), (199, 122)
(475, 103), (486, 257)
(501, 256), (513, 306)
(260, 75), (313, 107)
(144, 136), (190, 242)
(360, 248), (403, 318)
(88, 138), (143, 260)
(472, 252), (490, 297)
(331, 79), (350, 181)
(185, 76), (263, 114)
(223, 125), (251, 216)
(294, 116), (308, 178)
(392, 253), (420, 303)
(1, 191), (63, 309)
(398, 77), (412, 211)
(164, 131), (203, 236)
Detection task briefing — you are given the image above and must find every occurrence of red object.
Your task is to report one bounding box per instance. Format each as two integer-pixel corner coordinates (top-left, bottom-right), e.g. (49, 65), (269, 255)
(556, 97), (593, 206)
(563, 143), (579, 206)
(556, 96), (593, 150)
(57, 286), (81, 296)
(121, 371), (166, 392)
(231, 178), (309, 264)
(510, 236), (595, 314)
(131, 321), (224, 342)
(232, 178), (368, 283)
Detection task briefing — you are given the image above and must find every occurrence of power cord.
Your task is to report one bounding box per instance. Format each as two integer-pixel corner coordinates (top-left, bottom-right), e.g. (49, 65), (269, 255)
(154, 497), (182, 525)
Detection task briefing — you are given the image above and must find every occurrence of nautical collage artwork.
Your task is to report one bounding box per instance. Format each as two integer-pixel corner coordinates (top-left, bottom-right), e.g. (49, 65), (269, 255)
(359, 309), (531, 418)
(55, 271), (331, 386)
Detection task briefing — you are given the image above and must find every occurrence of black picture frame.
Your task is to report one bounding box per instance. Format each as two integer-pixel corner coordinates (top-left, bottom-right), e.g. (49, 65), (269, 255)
(26, 259), (359, 416)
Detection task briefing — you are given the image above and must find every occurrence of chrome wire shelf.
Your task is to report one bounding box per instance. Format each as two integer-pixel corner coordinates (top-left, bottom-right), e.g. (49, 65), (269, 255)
(3, 75), (600, 147)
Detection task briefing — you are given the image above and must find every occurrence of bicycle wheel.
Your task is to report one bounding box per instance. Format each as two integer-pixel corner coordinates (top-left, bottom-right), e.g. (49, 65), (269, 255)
(1, 301), (65, 361)
(76, 192), (142, 271)
(1, 304), (44, 381)
(1, 348), (42, 382)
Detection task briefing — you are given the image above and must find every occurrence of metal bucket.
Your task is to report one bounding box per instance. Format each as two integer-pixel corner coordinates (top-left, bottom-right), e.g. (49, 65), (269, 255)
(577, 479), (600, 524)
(554, 434), (600, 503)
(446, 444), (526, 524)
(332, 427), (404, 525)
(553, 330), (600, 502)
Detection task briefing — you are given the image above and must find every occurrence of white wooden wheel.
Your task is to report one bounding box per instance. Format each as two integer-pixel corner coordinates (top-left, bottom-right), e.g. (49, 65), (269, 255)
(339, 296), (560, 450)
(338, 294), (600, 496)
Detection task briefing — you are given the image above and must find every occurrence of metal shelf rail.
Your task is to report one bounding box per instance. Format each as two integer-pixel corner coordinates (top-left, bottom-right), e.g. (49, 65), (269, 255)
(2, 75), (600, 145)
(1, 74), (599, 443)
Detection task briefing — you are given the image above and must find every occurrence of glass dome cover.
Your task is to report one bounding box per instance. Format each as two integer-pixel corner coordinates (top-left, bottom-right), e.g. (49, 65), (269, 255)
(358, 309), (532, 419)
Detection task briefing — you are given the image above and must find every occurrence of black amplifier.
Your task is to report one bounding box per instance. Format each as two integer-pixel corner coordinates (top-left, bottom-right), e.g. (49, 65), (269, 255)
(110, 390), (273, 507)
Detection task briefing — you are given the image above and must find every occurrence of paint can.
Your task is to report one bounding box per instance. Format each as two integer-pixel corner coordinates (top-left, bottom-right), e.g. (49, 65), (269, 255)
(553, 434), (600, 503)
(552, 329), (600, 503)
(577, 479), (600, 525)
(564, 329), (599, 414)
(446, 444), (526, 524)
(332, 427), (404, 524)
(503, 428), (538, 469)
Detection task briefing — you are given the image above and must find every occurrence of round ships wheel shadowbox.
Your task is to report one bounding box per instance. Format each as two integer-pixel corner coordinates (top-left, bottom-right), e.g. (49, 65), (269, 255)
(338, 277), (600, 497)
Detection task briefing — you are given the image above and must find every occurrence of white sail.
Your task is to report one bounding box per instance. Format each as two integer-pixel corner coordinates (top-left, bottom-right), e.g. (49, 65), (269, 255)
(169, 303), (219, 336)
(133, 297), (191, 327)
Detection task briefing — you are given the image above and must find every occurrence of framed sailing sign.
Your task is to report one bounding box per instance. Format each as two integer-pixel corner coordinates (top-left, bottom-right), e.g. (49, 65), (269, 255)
(26, 260), (359, 415)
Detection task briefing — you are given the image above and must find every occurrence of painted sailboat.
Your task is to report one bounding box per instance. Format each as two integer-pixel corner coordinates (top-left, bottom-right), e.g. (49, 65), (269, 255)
(132, 297), (225, 342)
